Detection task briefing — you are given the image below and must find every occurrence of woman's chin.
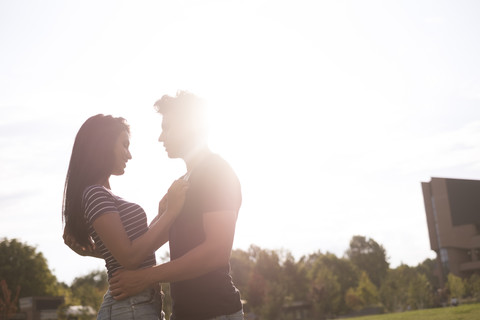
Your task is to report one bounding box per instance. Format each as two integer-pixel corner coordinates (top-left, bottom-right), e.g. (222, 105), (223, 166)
(112, 169), (125, 176)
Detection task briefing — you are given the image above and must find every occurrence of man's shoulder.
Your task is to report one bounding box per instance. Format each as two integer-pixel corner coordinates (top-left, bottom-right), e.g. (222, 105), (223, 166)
(203, 152), (229, 167)
(201, 153), (237, 178)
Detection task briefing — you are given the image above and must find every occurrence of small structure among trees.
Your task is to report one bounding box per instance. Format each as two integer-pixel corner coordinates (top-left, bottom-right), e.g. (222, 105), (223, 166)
(19, 296), (64, 320)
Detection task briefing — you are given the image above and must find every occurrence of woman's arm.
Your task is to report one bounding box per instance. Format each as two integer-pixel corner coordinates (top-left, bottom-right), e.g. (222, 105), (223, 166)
(93, 179), (188, 270)
(146, 194), (170, 251)
(149, 193), (168, 227)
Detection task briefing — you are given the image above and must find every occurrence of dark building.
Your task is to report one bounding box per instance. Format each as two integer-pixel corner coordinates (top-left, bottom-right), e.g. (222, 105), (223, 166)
(421, 177), (480, 287)
(9, 297), (95, 320)
(18, 296), (64, 320)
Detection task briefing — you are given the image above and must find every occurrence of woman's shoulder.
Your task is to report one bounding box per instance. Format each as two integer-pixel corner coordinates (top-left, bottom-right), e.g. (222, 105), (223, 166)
(82, 185), (120, 220)
(83, 185), (115, 200)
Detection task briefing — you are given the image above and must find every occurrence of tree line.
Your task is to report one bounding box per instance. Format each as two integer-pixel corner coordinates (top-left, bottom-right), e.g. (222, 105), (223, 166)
(229, 236), (480, 319)
(1, 237), (480, 320)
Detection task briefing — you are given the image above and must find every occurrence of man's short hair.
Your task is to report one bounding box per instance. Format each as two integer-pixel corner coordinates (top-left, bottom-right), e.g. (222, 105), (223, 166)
(154, 90), (208, 135)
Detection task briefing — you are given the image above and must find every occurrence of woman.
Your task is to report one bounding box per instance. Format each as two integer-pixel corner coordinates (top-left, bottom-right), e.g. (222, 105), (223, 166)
(62, 114), (188, 319)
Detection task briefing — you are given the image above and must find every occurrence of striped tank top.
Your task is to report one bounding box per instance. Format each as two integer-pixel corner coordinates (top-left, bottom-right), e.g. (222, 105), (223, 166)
(82, 185), (156, 278)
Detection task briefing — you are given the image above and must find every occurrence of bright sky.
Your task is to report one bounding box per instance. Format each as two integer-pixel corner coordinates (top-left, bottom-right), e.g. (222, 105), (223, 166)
(2, 0), (480, 285)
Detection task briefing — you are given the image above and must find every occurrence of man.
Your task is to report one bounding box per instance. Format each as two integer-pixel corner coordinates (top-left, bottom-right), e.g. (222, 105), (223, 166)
(109, 91), (243, 320)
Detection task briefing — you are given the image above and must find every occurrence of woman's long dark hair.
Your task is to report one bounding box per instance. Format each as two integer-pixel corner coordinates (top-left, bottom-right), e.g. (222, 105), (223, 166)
(62, 114), (130, 247)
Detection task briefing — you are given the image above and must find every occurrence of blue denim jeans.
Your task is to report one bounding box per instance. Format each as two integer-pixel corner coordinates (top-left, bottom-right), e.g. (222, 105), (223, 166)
(97, 289), (163, 320)
(205, 309), (244, 320)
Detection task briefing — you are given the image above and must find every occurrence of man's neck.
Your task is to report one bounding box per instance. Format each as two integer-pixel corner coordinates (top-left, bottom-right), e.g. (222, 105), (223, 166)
(184, 145), (210, 172)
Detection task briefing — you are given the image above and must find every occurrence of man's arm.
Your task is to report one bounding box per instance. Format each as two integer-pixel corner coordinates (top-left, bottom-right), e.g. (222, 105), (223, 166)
(109, 209), (237, 299)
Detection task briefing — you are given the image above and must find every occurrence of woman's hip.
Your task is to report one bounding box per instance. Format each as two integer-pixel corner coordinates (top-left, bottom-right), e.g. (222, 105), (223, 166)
(97, 288), (162, 320)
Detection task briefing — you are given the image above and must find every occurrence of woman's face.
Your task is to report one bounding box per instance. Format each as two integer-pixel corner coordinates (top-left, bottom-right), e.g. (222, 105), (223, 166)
(111, 130), (132, 175)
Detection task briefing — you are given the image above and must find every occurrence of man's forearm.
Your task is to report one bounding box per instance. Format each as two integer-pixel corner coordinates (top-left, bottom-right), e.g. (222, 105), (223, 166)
(145, 209), (236, 284)
(145, 241), (229, 284)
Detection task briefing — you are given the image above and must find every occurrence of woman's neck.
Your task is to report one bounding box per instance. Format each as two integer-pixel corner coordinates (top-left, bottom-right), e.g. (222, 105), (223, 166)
(98, 177), (111, 189)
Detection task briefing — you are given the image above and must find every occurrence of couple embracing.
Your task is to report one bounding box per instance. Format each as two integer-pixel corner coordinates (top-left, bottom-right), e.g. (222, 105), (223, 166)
(62, 91), (243, 320)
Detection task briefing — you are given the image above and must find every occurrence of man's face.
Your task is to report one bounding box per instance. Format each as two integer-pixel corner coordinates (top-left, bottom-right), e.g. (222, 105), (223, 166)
(158, 115), (189, 159)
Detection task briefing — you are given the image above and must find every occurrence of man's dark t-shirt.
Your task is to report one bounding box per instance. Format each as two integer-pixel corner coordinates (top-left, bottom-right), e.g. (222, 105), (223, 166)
(169, 153), (242, 320)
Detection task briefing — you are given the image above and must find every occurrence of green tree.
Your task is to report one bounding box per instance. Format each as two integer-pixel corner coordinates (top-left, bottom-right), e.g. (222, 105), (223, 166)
(465, 273), (480, 299)
(235, 246), (314, 318)
(407, 273), (433, 309)
(345, 235), (389, 288)
(306, 252), (359, 316)
(447, 273), (466, 300)
(56, 283), (74, 307)
(248, 246), (283, 317)
(309, 266), (341, 319)
(345, 272), (380, 313)
(70, 270), (108, 311)
(380, 268), (403, 312)
(415, 258), (440, 290)
(246, 271), (266, 310)
(345, 287), (362, 311)
(0, 238), (60, 298)
(356, 271), (379, 307)
(319, 253), (359, 314)
(380, 264), (418, 312)
(250, 246), (282, 282)
(260, 281), (285, 320)
(283, 253), (309, 302)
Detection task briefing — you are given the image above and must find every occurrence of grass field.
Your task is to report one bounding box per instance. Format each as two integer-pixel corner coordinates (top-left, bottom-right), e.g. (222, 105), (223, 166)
(342, 303), (480, 320)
